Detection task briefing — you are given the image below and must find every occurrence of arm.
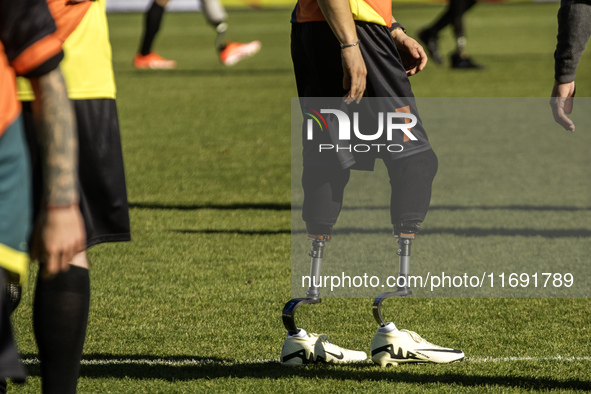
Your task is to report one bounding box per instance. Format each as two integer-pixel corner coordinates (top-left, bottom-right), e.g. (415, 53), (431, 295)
(550, 0), (591, 132)
(29, 68), (86, 277)
(390, 16), (428, 76)
(0, 0), (85, 275)
(317, 0), (366, 102)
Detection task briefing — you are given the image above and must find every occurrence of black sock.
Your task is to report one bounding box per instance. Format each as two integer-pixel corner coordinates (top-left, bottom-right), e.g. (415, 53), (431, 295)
(140, 1), (165, 56)
(33, 266), (90, 394)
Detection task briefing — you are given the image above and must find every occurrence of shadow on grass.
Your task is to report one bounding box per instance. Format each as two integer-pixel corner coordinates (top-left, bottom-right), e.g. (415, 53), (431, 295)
(119, 68), (294, 78)
(335, 227), (591, 238)
(130, 202), (591, 212)
(129, 202), (291, 211)
(20, 354), (591, 391)
(173, 229), (290, 235)
(172, 228), (591, 238)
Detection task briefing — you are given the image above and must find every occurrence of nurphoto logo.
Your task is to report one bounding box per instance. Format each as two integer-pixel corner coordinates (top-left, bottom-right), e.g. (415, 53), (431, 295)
(303, 107), (418, 153)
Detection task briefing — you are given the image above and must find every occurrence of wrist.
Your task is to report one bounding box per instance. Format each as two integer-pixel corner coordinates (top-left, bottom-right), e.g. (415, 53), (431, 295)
(340, 40), (360, 49)
(389, 22), (406, 39)
(44, 202), (79, 211)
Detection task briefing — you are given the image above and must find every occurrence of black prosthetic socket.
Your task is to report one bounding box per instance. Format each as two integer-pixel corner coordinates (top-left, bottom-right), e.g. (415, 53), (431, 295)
(33, 266), (90, 394)
(302, 149), (436, 235)
(306, 223), (333, 236)
(302, 166), (350, 231)
(140, 1), (165, 56)
(387, 149), (438, 232)
(393, 220), (423, 236)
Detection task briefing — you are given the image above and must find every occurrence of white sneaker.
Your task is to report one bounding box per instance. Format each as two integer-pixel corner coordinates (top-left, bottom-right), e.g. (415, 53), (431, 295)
(280, 329), (367, 366)
(315, 334), (367, 364)
(371, 325), (464, 367)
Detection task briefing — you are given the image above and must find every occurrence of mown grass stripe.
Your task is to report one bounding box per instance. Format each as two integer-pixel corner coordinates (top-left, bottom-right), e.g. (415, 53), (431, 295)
(19, 356), (591, 367)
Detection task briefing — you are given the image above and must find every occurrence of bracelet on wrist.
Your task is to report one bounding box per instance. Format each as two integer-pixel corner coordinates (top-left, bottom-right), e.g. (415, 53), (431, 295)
(389, 22), (406, 34)
(340, 40), (360, 49)
(45, 202), (78, 210)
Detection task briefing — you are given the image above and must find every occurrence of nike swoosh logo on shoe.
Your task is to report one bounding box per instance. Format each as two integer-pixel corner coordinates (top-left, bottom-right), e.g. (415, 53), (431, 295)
(326, 351), (345, 360)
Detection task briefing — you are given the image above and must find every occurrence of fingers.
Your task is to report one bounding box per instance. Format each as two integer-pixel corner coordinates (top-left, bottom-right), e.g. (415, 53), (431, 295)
(341, 46), (366, 104)
(416, 45), (428, 72)
(345, 74), (365, 104)
(31, 207), (86, 278)
(550, 81), (576, 132)
(564, 85), (575, 114)
(564, 97), (574, 114)
(397, 37), (428, 77)
(40, 240), (81, 278)
(559, 114), (575, 132)
(550, 98), (575, 132)
(43, 252), (62, 279)
(343, 72), (351, 91)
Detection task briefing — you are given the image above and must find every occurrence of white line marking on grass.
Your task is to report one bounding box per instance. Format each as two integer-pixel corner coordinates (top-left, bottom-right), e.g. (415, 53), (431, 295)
(21, 358), (280, 367)
(19, 356), (591, 367)
(467, 356), (591, 363)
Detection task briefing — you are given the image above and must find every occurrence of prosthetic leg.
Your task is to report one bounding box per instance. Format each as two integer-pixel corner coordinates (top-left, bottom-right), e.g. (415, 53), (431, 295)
(281, 235), (329, 335)
(370, 230), (466, 366)
(373, 149), (438, 326)
(280, 234), (369, 365)
(201, 0), (228, 51)
(372, 232), (415, 327)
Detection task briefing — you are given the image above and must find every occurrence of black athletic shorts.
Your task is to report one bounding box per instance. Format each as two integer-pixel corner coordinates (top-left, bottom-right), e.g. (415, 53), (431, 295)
(23, 99), (131, 248)
(291, 21), (432, 170)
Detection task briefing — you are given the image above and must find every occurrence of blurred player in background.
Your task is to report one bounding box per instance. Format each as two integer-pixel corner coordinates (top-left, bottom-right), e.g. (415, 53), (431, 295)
(550, 0), (591, 132)
(417, 0), (483, 69)
(284, 0), (465, 366)
(134, 0), (262, 68)
(0, 0), (85, 390)
(16, 0), (130, 392)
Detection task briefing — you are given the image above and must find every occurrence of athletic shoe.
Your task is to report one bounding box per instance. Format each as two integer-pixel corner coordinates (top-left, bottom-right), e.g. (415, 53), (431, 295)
(450, 52), (484, 69)
(280, 329), (367, 366)
(133, 52), (177, 69)
(417, 29), (443, 65)
(371, 325), (464, 367)
(219, 41), (261, 66)
(315, 334), (367, 364)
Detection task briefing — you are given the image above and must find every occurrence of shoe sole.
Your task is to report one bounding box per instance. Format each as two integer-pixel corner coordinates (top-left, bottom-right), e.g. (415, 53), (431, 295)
(372, 353), (465, 367)
(133, 61), (177, 70)
(134, 65), (176, 70)
(372, 355), (400, 367)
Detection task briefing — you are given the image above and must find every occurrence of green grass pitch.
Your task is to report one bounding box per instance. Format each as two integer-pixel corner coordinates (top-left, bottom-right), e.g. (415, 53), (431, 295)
(9, 2), (591, 392)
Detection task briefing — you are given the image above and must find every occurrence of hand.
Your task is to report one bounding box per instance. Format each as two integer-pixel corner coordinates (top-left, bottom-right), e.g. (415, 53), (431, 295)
(30, 205), (86, 278)
(550, 80), (576, 132)
(391, 30), (428, 76)
(341, 45), (367, 104)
